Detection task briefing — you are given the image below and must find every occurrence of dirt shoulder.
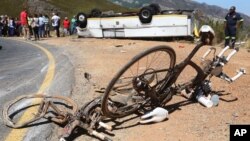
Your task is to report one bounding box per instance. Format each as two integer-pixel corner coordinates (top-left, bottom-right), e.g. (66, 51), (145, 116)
(39, 37), (250, 141)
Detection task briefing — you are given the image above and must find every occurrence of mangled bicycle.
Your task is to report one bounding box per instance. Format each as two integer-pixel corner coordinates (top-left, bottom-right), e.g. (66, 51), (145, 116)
(3, 25), (246, 141)
(101, 25), (246, 118)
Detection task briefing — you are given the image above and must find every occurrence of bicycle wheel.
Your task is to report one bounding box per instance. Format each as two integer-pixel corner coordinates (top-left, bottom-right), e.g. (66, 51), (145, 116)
(3, 94), (77, 128)
(101, 45), (176, 118)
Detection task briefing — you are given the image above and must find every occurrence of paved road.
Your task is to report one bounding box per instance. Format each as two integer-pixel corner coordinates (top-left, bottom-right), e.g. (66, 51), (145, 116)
(0, 38), (74, 141)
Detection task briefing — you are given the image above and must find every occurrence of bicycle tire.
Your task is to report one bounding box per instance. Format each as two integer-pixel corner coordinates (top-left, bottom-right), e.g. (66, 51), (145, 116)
(3, 94), (77, 128)
(101, 45), (176, 118)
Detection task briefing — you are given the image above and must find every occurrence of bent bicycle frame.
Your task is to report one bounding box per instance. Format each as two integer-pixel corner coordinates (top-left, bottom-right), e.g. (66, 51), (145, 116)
(154, 42), (207, 105)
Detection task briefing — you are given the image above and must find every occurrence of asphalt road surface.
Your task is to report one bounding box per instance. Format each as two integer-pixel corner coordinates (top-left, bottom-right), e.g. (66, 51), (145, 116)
(0, 38), (74, 141)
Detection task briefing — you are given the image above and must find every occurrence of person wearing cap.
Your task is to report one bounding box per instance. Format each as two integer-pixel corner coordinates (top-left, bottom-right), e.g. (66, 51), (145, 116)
(224, 6), (244, 48)
(63, 17), (70, 36)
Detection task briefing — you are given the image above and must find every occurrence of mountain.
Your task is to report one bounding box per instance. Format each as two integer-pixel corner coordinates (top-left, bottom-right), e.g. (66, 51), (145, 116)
(2, 0), (248, 26)
(109, 0), (250, 26)
(0, 0), (128, 18)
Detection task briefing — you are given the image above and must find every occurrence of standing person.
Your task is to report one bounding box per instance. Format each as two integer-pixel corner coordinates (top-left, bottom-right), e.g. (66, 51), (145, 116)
(43, 15), (50, 37)
(70, 16), (77, 35)
(31, 14), (39, 41)
(0, 17), (3, 36)
(38, 14), (45, 38)
(63, 17), (70, 36)
(20, 8), (30, 39)
(224, 6), (244, 48)
(8, 17), (15, 36)
(27, 15), (33, 37)
(14, 17), (21, 36)
(2, 16), (8, 37)
(51, 12), (60, 37)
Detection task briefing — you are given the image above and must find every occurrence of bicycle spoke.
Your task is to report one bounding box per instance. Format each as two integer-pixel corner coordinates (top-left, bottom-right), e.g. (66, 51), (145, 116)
(102, 46), (176, 118)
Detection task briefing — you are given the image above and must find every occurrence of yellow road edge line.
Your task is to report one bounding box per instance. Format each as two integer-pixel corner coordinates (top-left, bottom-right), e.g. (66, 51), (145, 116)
(4, 39), (56, 141)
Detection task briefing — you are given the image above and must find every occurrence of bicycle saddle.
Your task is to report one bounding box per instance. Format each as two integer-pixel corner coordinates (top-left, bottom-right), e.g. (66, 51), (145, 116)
(140, 107), (169, 124)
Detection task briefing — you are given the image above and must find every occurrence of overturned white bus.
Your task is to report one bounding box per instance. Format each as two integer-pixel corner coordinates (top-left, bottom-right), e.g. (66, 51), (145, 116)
(76, 4), (198, 39)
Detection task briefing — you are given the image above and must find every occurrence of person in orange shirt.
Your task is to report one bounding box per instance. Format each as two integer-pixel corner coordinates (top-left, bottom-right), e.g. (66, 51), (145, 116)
(20, 8), (30, 39)
(63, 17), (70, 36)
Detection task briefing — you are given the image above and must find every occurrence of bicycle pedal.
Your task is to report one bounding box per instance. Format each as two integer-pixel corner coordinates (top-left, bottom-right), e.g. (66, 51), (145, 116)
(237, 68), (246, 74)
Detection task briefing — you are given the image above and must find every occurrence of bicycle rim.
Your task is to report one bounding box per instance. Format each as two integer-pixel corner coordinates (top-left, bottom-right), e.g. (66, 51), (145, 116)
(101, 45), (176, 118)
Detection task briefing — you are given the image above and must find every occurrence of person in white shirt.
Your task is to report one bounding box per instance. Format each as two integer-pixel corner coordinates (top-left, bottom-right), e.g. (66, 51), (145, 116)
(31, 14), (39, 41)
(51, 12), (60, 37)
(38, 14), (45, 38)
(8, 17), (15, 36)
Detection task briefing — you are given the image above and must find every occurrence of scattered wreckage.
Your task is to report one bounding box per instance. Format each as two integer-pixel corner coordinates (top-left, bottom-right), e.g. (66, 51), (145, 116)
(2, 25), (246, 141)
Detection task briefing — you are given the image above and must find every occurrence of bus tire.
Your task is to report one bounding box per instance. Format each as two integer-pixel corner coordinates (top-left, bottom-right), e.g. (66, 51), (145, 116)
(139, 6), (153, 23)
(91, 9), (102, 17)
(76, 12), (88, 28)
(149, 3), (161, 14)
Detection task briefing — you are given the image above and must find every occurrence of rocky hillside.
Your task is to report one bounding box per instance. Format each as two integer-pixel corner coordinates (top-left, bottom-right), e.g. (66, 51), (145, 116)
(0, 0), (128, 18)
(109, 0), (250, 26)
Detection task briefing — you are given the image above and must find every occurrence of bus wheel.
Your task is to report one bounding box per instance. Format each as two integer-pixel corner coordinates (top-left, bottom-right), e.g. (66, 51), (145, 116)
(76, 12), (88, 28)
(139, 6), (153, 23)
(91, 9), (102, 17)
(149, 3), (161, 14)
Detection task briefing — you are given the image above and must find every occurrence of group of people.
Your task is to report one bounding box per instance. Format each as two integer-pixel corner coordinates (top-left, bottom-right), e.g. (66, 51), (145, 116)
(0, 6), (244, 47)
(0, 15), (22, 37)
(0, 8), (78, 41)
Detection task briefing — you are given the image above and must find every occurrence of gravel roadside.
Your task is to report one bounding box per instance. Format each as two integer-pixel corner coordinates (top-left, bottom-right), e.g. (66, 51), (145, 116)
(39, 36), (250, 141)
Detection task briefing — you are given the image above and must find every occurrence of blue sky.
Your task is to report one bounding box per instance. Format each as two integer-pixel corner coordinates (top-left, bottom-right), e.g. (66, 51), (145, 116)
(194, 0), (250, 16)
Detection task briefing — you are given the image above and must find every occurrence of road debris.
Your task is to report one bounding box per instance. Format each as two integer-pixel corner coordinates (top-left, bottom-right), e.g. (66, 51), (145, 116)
(3, 94), (113, 141)
(84, 72), (92, 81)
(120, 50), (127, 53)
(115, 45), (123, 48)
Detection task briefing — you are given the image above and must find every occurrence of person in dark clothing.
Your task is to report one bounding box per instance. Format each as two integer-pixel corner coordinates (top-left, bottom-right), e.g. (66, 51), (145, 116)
(224, 6), (244, 48)
(0, 17), (3, 36)
(15, 17), (21, 36)
(2, 16), (8, 36)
